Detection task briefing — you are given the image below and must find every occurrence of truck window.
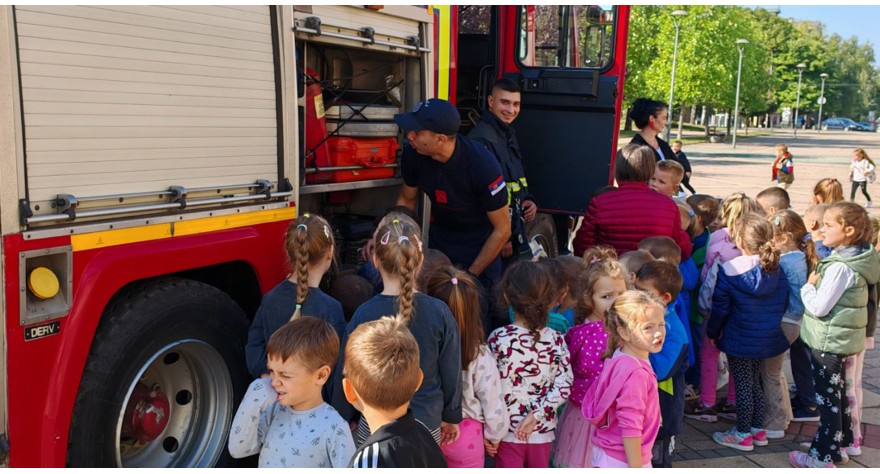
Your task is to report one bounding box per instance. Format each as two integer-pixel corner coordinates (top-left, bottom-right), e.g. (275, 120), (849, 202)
(459, 5), (491, 34)
(517, 5), (616, 70)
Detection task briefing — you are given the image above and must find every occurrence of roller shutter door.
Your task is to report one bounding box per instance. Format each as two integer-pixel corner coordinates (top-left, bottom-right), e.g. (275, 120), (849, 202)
(14, 5), (279, 207)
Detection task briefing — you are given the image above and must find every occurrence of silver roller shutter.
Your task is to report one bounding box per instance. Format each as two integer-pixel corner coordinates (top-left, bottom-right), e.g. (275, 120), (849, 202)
(14, 5), (280, 208)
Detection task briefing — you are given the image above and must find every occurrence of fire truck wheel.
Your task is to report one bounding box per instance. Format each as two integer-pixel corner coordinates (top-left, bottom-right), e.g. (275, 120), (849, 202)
(66, 277), (250, 468)
(526, 213), (559, 258)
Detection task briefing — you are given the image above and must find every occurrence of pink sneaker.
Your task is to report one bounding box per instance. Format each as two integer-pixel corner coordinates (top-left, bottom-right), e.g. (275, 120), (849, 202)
(713, 428), (754, 451)
(789, 451), (836, 468)
(750, 429), (769, 447)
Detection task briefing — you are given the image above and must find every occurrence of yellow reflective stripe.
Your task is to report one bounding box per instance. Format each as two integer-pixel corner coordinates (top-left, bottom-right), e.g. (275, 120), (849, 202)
(432, 5), (452, 101)
(519, 177), (528, 187)
(509, 182), (522, 192)
(71, 206), (297, 251)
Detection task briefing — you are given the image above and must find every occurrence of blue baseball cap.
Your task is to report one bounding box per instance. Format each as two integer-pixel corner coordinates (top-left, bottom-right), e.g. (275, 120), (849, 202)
(394, 98), (460, 136)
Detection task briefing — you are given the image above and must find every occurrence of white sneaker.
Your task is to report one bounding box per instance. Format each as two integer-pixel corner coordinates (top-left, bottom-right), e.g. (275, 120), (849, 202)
(765, 429), (786, 439)
(846, 445), (862, 456)
(867, 201), (873, 208)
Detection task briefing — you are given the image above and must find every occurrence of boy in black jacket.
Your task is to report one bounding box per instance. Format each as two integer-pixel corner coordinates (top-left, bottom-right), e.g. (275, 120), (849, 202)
(342, 316), (447, 468)
(672, 140), (696, 195)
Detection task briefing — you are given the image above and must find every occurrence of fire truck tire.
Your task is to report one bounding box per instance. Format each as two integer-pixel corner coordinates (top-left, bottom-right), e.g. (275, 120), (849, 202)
(66, 277), (250, 468)
(526, 213), (559, 258)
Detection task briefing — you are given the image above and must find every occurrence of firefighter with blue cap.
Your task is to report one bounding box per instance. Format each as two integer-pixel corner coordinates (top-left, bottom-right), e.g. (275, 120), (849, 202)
(394, 98), (511, 335)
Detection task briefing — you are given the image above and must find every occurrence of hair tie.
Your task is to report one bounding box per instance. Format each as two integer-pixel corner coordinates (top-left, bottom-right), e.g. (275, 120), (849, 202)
(413, 235), (423, 252)
(392, 219), (399, 224)
(738, 193), (745, 199)
(379, 231), (391, 245)
(323, 225), (330, 239)
(398, 236), (410, 244)
(774, 216), (781, 226)
(451, 278), (458, 285)
(297, 223), (307, 230)
(303, 213), (310, 218)
(803, 233), (812, 241)
(590, 257), (601, 264)
(689, 209), (695, 217)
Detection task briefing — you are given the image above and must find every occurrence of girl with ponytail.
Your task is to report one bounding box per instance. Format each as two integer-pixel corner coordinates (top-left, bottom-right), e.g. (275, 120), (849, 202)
(245, 213), (345, 379)
(761, 210), (817, 440)
(488, 261), (572, 468)
(706, 214), (791, 452)
(331, 218), (463, 449)
(424, 267), (509, 467)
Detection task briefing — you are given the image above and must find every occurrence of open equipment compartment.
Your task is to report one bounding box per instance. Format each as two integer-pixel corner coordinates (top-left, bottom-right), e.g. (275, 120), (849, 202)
(292, 6), (432, 275)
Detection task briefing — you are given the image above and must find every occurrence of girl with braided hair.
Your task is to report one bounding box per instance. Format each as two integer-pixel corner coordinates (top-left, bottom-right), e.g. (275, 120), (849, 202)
(331, 218), (463, 449)
(244, 213), (345, 379)
(488, 261), (572, 468)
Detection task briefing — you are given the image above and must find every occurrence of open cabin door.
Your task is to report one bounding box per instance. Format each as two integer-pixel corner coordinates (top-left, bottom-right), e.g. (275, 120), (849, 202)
(496, 5), (626, 215)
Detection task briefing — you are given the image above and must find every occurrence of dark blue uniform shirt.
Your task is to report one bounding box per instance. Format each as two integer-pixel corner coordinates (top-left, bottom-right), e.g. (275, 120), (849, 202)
(400, 134), (508, 277)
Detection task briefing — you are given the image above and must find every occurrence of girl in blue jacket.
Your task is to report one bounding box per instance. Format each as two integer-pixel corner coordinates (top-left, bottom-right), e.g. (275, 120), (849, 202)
(707, 214), (789, 452)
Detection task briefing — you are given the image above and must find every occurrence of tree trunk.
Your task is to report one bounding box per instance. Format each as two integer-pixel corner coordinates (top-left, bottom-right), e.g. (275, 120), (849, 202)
(726, 109), (732, 136)
(701, 106), (709, 135)
(690, 104), (697, 125)
(624, 107), (633, 131)
(676, 109), (684, 140)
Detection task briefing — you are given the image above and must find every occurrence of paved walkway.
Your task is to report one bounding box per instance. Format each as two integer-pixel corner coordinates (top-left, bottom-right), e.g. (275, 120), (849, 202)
(667, 129), (880, 468)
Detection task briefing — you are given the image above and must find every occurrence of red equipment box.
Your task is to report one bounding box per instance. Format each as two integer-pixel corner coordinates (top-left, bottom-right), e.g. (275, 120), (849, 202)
(306, 137), (399, 184)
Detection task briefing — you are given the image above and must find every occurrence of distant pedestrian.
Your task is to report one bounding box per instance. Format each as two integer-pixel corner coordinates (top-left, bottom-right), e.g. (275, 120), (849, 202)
(672, 140), (696, 195)
(849, 148), (875, 207)
(772, 144), (794, 190)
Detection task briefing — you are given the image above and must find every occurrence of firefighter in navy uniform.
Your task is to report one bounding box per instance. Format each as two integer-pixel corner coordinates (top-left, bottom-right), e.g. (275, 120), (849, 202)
(394, 99), (511, 335)
(468, 78), (537, 261)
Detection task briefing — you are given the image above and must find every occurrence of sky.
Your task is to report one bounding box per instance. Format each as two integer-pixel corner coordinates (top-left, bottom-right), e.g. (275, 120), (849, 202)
(750, 5), (880, 64)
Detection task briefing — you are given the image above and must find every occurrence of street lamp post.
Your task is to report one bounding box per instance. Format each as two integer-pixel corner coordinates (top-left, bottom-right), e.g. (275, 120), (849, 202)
(794, 62), (806, 138)
(817, 73), (828, 132)
(732, 39), (748, 149)
(666, 10), (687, 142)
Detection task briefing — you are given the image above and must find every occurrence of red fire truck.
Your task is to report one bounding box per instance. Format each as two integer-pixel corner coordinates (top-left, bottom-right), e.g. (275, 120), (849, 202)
(0, 5), (628, 467)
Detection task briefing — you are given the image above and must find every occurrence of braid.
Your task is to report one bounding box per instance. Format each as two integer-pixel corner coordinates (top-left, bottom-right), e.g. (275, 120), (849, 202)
(284, 213), (335, 321)
(291, 224), (310, 320)
(398, 238), (419, 323)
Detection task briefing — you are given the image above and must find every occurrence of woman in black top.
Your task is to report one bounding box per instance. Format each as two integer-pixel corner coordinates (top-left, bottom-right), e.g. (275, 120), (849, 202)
(629, 98), (676, 164)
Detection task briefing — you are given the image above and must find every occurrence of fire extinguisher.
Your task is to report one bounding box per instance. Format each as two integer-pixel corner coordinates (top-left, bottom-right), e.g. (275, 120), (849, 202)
(305, 68), (331, 183)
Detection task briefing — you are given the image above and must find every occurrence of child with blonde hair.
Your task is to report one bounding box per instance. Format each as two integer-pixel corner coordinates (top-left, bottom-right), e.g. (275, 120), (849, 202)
(581, 290), (666, 468)
(554, 247), (628, 468)
(688, 193), (760, 422)
(766, 210), (820, 434)
(791, 203), (880, 467)
(708, 215), (790, 451)
(813, 178), (844, 205)
(246, 213), (345, 379)
(850, 148), (875, 206)
(772, 143), (794, 190)
(331, 218), (462, 447)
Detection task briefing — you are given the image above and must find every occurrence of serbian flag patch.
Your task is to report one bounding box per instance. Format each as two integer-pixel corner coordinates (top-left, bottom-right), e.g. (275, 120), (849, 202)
(488, 176), (506, 196)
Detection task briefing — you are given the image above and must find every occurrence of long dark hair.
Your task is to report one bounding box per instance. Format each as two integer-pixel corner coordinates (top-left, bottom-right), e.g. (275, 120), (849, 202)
(424, 266), (484, 370)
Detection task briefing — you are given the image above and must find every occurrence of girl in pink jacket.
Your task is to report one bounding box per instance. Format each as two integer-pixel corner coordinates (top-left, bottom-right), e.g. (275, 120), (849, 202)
(554, 247), (628, 468)
(581, 290), (666, 468)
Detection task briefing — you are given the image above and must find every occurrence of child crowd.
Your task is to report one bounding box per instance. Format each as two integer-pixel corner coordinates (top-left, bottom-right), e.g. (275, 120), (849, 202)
(227, 137), (880, 468)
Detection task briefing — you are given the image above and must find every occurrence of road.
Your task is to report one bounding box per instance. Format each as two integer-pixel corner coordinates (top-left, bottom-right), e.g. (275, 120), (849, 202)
(680, 128), (877, 211)
(662, 129), (880, 468)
